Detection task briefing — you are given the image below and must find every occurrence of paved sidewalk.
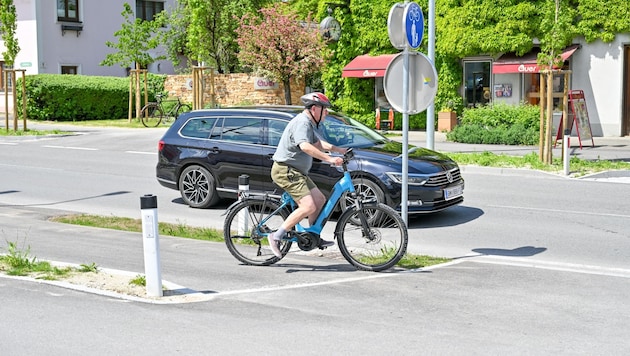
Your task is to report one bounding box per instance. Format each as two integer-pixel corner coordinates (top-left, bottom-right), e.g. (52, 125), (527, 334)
(395, 130), (630, 163)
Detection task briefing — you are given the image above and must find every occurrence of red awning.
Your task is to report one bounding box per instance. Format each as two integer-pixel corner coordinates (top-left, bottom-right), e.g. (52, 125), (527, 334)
(492, 44), (580, 74)
(342, 54), (397, 78)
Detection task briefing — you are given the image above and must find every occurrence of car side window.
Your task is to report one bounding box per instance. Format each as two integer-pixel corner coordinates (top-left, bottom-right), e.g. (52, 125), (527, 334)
(268, 119), (288, 146)
(221, 117), (263, 144)
(180, 117), (217, 139)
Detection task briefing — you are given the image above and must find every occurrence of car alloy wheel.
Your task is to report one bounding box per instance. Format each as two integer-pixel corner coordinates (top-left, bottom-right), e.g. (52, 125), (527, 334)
(179, 165), (220, 208)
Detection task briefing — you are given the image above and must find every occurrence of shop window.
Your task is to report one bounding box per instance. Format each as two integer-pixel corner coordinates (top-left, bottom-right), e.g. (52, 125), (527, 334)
(463, 61), (491, 107)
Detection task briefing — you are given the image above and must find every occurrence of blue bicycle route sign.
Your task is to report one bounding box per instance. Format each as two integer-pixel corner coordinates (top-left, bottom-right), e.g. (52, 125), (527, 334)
(404, 2), (424, 49)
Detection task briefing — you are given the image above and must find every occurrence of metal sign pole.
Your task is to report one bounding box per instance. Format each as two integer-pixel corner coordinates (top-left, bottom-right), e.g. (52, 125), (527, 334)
(402, 45), (410, 226)
(426, 0), (436, 150)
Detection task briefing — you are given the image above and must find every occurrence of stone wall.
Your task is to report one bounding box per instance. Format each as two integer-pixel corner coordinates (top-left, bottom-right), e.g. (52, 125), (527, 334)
(164, 73), (305, 108)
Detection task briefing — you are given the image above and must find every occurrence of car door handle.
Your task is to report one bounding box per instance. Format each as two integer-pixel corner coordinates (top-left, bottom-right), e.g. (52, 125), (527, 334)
(209, 146), (221, 154)
(266, 154), (274, 160)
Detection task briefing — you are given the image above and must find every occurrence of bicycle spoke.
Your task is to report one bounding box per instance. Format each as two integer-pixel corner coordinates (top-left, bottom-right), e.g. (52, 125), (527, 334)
(336, 204), (408, 272)
(224, 199), (291, 265)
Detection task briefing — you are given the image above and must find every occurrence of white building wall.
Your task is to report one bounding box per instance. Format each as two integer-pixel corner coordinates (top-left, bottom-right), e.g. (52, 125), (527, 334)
(4, 0), (176, 77)
(572, 35), (629, 137)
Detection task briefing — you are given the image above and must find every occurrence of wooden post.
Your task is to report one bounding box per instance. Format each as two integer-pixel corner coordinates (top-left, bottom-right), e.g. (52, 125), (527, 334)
(3, 70), (8, 130)
(128, 69), (135, 122)
(539, 72), (546, 161)
(135, 64), (141, 121)
(545, 71), (555, 163)
(561, 71), (570, 156)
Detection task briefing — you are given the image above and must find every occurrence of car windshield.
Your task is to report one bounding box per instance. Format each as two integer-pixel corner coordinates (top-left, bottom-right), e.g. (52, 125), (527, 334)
(321, 113), (389, 148)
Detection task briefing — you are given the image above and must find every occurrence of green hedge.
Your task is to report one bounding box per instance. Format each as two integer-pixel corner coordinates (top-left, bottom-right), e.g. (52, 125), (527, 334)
(16, 74), (166, 121)
(446, 103), (540, 145)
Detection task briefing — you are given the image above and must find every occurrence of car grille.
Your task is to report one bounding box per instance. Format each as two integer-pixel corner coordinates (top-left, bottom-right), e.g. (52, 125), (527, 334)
(424, 168), (462, 187)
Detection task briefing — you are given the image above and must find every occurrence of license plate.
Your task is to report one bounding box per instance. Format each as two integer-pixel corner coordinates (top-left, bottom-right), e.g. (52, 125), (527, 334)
(444, 184), (463, 200)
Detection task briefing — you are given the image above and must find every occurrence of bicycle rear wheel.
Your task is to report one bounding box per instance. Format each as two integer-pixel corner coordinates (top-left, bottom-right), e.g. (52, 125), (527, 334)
(223, 198), (292, 266)
(335, 203), (408, 272)
(140, 103), (163, 127)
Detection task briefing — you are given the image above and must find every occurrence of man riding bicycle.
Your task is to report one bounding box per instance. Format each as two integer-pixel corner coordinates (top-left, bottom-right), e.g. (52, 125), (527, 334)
(269, 92), (348, 258)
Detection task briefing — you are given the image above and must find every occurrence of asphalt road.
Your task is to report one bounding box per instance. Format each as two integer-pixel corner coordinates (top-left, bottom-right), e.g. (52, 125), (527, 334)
(1, 124), (629, 355)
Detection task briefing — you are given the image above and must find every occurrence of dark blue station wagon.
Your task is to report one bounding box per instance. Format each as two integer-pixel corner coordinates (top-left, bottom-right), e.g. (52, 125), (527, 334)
(156, 106), (464, 214)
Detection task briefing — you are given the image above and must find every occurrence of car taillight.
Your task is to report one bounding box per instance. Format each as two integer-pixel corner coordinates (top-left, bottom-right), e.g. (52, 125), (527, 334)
(158, 140), (165, 152)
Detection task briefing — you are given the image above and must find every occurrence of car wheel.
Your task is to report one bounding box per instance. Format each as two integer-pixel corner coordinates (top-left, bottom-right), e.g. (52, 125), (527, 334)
(179, 165), (220, 208)
(340, 178), (385, 224)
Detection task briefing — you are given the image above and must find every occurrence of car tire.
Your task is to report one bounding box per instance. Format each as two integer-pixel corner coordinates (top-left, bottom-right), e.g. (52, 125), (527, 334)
(340, 178), (386, 221)
(179, 165), (220, 208)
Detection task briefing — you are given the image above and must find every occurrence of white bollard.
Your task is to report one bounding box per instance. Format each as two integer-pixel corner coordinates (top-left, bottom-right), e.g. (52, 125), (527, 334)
(237, 175), (250, 235)
(140, 194), (162, 297)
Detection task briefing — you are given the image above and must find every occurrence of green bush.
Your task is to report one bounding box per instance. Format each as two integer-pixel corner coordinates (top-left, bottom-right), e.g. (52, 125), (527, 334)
(16, 74), (166, 121)
(446, 103), (540, 145)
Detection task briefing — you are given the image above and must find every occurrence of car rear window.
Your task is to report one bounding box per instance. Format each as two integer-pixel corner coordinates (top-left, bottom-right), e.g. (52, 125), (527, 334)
(180, 117), (218, 139)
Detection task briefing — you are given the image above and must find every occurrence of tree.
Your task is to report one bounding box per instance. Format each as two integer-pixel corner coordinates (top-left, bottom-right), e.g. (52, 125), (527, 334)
(100, 3), (165, 121)
(161, 0), (270, 73)
(100, 3), (165, 69)
(235, 3), (328, 104)
(0, 0), (19, 66)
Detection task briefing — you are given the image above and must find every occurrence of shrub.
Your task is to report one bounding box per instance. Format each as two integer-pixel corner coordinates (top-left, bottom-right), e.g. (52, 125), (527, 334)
(447, 102), (540, 145)
(16, 73), (166, 121)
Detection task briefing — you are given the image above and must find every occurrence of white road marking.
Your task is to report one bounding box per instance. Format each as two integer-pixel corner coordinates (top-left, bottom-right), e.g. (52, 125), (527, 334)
(490, 204), (630, 218)
(43, 145), (98, 151)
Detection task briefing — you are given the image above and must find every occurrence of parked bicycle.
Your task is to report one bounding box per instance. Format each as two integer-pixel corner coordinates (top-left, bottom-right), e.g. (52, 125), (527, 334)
(223, 148), (408, 272)
(140, 94), (192, 127)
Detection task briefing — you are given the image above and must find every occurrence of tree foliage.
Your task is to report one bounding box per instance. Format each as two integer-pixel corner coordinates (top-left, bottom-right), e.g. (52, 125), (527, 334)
(100, 3), (165, 69)
(235, 3), (328, 104)
(0, 0), (20, 66)
(291, 0), (630, 117)
(161, 0), (270, 73)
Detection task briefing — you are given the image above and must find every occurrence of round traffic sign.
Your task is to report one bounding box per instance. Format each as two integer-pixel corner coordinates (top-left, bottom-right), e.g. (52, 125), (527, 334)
(383, 52), (438, 114)
(404, 2), (424, 49)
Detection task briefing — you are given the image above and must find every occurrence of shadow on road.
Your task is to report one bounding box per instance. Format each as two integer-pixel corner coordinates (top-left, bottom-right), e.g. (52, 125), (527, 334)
(407, 205), (484, 229)
(471, 246), (547, 257)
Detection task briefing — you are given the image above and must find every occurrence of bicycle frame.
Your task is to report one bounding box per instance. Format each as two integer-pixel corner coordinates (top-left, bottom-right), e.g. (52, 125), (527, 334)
(256, 169), (355, 239)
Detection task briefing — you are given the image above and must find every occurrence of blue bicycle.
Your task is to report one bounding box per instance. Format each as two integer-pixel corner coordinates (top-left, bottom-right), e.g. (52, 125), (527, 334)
(223, 149), (408, 272)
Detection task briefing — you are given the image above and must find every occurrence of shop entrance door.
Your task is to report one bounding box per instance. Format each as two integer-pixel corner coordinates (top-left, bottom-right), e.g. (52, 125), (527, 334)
(623, 46), (630, 136)
(463, 61), (491, 108)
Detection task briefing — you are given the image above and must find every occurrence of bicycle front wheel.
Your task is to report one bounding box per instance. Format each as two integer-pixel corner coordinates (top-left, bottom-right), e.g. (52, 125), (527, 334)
(223, 199), (292, 266)
(140, 103), (163, 127)
(175, 103), (192, 118)
(335, 203), (408, 272)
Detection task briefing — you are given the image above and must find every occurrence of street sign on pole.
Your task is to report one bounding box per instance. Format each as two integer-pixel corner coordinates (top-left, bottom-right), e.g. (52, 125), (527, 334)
(383, 52), (438, 114)
(404, 2), (424, 49)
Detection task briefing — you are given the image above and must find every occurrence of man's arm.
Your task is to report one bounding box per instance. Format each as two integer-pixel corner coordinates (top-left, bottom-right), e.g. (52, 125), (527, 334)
(299, 141), (344, 165)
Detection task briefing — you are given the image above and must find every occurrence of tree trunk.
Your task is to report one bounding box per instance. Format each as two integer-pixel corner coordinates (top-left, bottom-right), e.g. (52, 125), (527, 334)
(283, 78), (292, 105)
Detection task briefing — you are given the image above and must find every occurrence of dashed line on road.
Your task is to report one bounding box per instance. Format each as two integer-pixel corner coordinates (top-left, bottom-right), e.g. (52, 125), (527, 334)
(43, 145), (98, 151)
(125, 151), (156, 155)
(490, 204), (630, 219)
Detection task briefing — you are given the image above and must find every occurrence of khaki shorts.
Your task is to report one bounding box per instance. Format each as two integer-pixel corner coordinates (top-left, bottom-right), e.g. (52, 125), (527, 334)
(271, 162), (316, 202)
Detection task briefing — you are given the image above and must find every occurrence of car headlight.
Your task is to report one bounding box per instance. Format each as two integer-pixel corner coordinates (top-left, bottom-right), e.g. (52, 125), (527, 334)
(385, 172), (429, 186)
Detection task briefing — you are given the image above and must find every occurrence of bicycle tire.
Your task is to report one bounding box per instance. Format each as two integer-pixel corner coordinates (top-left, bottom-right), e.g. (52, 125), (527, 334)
(223, 198), (292, 266)
(140, 103), (163, 127)
(175, 103), (192, 118)
(335, 203), (408, 272)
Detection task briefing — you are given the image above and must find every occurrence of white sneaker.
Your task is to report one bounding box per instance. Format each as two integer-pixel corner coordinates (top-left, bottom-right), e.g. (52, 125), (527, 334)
(268, 235), (283, 258)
